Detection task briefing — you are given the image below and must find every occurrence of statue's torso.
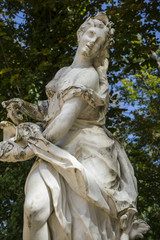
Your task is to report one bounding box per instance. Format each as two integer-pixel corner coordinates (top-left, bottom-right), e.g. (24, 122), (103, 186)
(44, 66), (101, 125)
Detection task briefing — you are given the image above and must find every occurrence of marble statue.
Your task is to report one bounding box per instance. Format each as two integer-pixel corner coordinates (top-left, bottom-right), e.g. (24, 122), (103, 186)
(0, 12), (149, 240)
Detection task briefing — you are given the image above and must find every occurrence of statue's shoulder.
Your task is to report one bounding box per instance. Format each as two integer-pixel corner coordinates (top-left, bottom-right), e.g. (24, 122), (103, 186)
(54, 67), (69, 80)
(45, 67), (69, 94)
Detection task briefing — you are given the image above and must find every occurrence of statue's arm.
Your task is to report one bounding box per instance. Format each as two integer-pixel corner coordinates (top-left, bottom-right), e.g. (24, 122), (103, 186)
(2, 98), (48, 124)
(0, 140), (35, 162)
(43, 69), (98, 143)
(43, 97), (86, 143)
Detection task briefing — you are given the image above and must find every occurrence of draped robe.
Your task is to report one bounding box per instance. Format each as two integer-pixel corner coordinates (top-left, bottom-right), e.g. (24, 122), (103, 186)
(22, 66), (138, 239)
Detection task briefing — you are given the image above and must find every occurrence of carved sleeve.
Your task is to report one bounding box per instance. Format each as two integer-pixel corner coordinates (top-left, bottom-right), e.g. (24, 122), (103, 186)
(57, 85), (105, 110)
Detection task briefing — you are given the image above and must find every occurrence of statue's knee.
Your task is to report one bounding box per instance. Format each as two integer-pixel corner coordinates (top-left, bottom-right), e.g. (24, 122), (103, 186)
(24, 198), (49, 226)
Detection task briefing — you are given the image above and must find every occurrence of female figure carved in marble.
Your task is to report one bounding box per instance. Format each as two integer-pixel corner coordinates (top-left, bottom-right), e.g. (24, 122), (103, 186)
(0, 12), (149, 240)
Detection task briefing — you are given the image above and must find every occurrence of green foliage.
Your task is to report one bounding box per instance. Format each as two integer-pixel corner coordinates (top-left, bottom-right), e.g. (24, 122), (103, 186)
(0, 160), (34, 239)
(118, 64), (160, 239)
(0, 0), (160, 239)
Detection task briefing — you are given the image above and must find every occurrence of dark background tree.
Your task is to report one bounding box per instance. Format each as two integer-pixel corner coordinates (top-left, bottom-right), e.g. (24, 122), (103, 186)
(0, 0), (159, 239)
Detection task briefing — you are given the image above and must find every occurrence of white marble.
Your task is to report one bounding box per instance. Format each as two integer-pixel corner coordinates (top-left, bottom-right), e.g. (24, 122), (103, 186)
(0, 12), (149, 240)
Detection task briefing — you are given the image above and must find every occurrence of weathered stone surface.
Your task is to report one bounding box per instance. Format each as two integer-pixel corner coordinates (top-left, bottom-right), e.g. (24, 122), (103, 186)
(0, 12), (149, 240)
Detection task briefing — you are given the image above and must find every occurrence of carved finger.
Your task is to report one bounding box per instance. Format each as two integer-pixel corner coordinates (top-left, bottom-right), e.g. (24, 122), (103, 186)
(2, 98), (22, 108)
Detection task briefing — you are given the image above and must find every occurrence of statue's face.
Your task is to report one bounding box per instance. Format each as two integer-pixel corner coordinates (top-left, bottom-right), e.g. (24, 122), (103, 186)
(78, 20), (106, 59)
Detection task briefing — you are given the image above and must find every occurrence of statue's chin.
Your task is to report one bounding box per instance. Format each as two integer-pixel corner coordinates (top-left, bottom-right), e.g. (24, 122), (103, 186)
(81, 47), (91, 57)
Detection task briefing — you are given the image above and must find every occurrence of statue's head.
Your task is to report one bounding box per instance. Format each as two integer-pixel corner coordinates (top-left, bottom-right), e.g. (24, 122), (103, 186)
(77, 12), (114, 67)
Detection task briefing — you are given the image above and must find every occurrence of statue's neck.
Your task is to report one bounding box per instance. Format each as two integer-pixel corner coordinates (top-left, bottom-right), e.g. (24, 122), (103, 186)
(71, 51), (93, 68)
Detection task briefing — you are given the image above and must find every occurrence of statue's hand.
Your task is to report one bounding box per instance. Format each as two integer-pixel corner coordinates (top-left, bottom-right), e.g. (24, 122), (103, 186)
(2, 98), (25, 125)
(2, 98), (24, 108)
(17, 122), (43, 143)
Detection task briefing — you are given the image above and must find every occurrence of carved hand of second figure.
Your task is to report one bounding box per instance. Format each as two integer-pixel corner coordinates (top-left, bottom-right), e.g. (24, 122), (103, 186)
(2, 98), (25, 125)
(2, 98), (46, 124)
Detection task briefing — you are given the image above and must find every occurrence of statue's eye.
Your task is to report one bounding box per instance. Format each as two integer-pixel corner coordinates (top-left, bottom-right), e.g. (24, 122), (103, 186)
(98, 24), (104, 29)
(88, 30), (95, 37)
